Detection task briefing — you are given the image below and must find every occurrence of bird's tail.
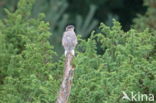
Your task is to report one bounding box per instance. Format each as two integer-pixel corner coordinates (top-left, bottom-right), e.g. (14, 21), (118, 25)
(65, 50), (75, 57)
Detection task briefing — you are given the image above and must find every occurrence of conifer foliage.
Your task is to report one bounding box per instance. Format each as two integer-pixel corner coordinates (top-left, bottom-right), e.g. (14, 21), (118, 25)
(0, 0), (60, 102)
(71, 20), (156, 103)
(133, 0), (156, 60)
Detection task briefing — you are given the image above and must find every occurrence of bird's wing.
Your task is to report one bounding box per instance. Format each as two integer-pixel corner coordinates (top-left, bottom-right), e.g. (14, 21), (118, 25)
(72, 32), (77, 46)
(62, 32), (67, 46)
(62, 31), (77, 47)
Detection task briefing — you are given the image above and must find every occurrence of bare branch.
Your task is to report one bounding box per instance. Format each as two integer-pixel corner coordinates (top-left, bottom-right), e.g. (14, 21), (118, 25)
(56, 53), (75, 103)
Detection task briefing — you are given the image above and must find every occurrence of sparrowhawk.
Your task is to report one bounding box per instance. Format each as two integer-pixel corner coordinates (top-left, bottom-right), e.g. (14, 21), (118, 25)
(62, 25), (77, 56)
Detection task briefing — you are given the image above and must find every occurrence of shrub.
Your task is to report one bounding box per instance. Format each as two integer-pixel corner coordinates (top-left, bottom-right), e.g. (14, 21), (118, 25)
(0, 0), (61, 102)
(133, 0), (156, 60)
(70, 20), (156, 103)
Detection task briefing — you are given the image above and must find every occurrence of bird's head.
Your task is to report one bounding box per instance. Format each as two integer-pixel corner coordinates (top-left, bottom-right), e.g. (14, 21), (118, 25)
(66, 25), (75, 31)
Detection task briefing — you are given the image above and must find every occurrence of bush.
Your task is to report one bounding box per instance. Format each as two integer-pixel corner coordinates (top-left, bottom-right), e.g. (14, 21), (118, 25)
(70, 20), (156, 103)
(0, 0), (61, 102)
(133, 0), (156, 60)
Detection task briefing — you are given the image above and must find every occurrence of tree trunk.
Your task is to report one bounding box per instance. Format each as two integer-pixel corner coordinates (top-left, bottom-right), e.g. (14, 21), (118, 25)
(56, 53), (75, 103)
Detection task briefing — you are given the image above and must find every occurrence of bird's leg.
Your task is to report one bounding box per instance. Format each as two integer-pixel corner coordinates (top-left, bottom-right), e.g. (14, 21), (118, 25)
(65, 50), (67, 57)
(71, 50), (75, 56)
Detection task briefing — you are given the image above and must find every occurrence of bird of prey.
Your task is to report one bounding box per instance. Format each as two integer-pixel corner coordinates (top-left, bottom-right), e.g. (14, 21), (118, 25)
(62, 25), (77, 56)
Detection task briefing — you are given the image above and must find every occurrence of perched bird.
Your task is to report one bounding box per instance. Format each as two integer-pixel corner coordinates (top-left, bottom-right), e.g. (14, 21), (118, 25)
(62, 25), (77, 56)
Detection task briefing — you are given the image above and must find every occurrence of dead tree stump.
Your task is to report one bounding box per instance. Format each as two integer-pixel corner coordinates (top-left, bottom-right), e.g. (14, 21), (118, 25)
(56, 53), (75, 103)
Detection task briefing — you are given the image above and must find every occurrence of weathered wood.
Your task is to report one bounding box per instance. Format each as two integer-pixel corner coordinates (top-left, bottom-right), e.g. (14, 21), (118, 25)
(56, 53), (74, 103)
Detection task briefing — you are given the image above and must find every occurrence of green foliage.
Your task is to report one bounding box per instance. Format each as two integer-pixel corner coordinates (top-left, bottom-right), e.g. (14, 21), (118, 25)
(70, 20), (156, 103)
(0, 0), (18, 18)
(0, 0), (61, 102)
(133, 0), (156, 60)
(133, 0), (156, 31)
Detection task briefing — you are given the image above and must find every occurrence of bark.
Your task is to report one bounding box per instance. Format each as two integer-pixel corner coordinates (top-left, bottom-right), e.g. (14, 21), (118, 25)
(56, 53), (75, 103)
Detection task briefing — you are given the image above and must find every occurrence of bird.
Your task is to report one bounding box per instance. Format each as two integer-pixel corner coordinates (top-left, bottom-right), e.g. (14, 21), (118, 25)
(62, 25), (77, 57)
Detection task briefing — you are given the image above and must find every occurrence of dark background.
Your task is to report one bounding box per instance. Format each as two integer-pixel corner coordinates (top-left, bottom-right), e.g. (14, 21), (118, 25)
(0, 0), (147, 54)
(67, 0), (146, 31)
